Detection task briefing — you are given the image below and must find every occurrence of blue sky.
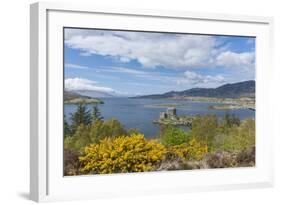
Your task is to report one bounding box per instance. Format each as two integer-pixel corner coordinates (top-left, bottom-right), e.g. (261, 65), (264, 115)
(64, 28), (255, 96)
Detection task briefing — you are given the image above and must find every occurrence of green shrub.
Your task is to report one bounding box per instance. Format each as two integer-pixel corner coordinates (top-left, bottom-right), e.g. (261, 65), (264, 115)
(79, 134), (167, 174)
(127, 128), (141, 135)
(221, 113), (240, 128)
(89, 119), (128, 143)
(191, 115), (218, 147)
(64, 118), (128, 151)
(64, 124), (91, 151)
(218, 113), (241, 136)
(160, 126), (192, 146)
(221, 118), (255, 152)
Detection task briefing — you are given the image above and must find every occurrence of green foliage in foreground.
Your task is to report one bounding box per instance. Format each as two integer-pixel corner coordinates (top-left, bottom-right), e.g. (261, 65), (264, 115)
(79, 134), (209, 174)
(64, 105), (256, 175)
(220, 118), (255, 152)
(222, 112), (241, 128)
(191, 114), (218, 147)
(65, 118), (128, 151)
(160, 126), (192, 146)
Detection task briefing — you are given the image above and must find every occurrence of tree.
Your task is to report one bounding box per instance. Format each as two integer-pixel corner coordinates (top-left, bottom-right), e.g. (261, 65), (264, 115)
(65, 118), (128, 150)
(222, 113), (240, 128)
(64, 114), (71, 138)
(92, 105), (103, 123)
(70, 103), (92, 134)
(191, 114), (218, 147)
(89, 118), (128, 143)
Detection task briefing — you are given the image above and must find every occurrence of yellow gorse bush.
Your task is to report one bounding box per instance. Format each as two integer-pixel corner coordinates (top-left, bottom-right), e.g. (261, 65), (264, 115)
(79, 134), (167, 174)
(169, 138), (208, 161)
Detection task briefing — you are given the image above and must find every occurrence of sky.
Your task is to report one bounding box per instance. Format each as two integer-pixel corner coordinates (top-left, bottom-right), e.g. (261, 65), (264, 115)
(64, 28), (255, 96)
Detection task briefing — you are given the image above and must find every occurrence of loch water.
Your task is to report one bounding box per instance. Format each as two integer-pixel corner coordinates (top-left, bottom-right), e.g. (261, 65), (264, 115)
(64, 98), (255, 138)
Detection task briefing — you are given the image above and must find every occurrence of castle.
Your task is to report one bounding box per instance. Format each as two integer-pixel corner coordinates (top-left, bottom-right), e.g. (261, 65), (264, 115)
(160, 107), (177, 120)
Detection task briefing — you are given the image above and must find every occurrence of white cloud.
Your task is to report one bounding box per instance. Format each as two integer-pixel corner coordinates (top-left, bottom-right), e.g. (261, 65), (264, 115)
(65, 63), (90, 69)
(65, 77), (114, 93)
(65, 29), (216, 69)
(65, 29), (256, 73)
(177, 71), (225, 86)
(64, 29), (255, 90)
(102, 66), (148, 75)
(216, 51), (255, 70)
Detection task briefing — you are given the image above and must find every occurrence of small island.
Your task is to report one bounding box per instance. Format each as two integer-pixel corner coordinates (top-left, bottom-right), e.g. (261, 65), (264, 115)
(144, 103), (183, 108)
(153, 107), (193, 127)
(64, 91), (104, 104)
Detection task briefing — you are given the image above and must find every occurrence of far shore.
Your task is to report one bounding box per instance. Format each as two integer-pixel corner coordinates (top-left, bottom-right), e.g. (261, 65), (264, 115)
(141, 96), (255, 111)
(64, 98), (104, 104)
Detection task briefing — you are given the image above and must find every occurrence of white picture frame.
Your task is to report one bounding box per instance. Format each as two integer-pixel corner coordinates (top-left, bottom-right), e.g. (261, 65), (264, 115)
(30, 2), (274, 202)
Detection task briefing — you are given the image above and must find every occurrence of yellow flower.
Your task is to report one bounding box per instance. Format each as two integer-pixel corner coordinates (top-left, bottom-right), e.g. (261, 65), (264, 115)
(168, 138), (208, 161)
(79, 134), (167, 174)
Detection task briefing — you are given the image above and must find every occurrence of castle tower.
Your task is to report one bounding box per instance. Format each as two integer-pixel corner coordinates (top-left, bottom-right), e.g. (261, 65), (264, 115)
(167, 107), (176, 117)
(160, 112), (167, 119)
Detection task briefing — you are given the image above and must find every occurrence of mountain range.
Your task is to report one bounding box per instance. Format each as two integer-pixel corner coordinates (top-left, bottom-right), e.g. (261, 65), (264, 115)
(134, 80), (255, 99)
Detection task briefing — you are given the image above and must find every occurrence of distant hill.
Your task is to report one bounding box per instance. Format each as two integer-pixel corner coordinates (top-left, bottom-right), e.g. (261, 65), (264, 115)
(74, 90), (114, 98)
(135, 80), (255, 99)
(64, 90), (86, 101)
(64, 90), (104, 104)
